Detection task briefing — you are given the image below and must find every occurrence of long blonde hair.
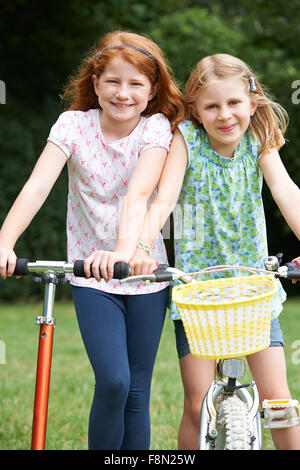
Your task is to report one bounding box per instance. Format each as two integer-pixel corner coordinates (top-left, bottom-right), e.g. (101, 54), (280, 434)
(185, 54), (288, 153)
(62, 31), (185, 131)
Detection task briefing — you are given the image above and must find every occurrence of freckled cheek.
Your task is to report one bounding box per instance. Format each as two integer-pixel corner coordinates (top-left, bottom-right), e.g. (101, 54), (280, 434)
(202, 116), (215, 128)
(97, 90), (113, 104)
(134, 90), (149, 102)
(241, 114), (251, 128)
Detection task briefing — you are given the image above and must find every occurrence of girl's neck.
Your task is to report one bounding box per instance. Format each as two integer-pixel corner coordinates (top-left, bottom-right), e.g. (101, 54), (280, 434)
(207, 133), (243, 159)
(99, 110), (141, 143)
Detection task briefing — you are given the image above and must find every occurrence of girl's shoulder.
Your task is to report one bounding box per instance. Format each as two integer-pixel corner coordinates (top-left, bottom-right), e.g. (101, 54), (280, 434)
(54, 108), (97, 126)
(138, 113), (172, 151)
(139, 112), (171, 133)
(242, 130), (262, 163)
(178, 120), (204, 164)
(178, 120), (202, 140)
(48, 109), (99, 159)
(178, 120), (205, 150)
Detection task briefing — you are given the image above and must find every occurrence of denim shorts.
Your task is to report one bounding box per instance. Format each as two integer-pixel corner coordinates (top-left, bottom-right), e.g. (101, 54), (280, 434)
(174, 317), (285, 359)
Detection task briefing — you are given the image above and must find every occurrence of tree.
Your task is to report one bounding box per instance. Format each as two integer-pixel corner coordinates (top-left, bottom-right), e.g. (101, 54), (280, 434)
(0, 0), (299, 299)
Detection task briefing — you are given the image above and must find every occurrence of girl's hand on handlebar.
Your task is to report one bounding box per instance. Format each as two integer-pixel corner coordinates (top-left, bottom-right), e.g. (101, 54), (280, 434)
(0, 247), (19, 279)
(84, 250), (130, 282)
(129, 250), (158, 276)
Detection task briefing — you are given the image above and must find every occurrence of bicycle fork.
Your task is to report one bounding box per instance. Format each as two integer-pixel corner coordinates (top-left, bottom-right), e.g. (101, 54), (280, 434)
(198, 380), (262, 450)
(31, 272), (57, 450)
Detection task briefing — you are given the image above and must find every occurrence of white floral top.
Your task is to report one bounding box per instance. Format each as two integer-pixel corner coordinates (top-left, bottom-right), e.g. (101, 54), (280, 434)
(169, 121), (286, 319)
(48, 109), (171, 294)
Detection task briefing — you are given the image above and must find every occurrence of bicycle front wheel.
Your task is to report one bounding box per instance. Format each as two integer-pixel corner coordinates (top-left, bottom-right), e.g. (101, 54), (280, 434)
(216, 395), (251, 450)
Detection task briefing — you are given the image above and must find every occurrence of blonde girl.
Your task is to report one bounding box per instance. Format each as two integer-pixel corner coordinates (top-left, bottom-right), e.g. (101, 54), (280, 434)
(0, 30), (185, 449)
(132, 53), (300, 449)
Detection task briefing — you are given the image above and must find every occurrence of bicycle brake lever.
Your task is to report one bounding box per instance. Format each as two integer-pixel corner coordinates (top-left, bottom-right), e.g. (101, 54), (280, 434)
(120, 273), (157, 284)
(120, 265), (181, 284)
(275, 253), (283, 266)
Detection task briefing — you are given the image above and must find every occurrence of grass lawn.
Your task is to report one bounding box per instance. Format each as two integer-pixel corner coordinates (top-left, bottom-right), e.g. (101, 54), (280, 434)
(0, 297), (299, 450)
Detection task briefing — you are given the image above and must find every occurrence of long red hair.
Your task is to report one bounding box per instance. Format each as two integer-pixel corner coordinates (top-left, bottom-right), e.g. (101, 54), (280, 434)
(62, 31), (184, 131)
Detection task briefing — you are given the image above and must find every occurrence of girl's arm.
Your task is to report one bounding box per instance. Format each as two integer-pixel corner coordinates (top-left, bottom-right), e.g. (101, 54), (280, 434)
(129, 129), (188, 275)
(84, 146), (168, 282)
(0, 142), (67, 278)
(259, 147), (300, 240)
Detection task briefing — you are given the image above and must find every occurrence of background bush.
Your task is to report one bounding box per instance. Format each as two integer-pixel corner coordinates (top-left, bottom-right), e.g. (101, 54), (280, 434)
(0, 0), (299, 300)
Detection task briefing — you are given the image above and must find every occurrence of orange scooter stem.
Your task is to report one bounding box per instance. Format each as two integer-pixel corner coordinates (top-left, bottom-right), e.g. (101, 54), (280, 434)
(30, 273), (57, 450)
(31, 322), (54, 450)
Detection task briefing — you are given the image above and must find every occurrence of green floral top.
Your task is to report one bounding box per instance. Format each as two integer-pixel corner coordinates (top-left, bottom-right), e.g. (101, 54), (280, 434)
(169, 121), (286, 320)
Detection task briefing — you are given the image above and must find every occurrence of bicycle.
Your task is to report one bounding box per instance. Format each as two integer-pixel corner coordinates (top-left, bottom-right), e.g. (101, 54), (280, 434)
(10, 258), (129, 450)
(120, 254), (300, 450)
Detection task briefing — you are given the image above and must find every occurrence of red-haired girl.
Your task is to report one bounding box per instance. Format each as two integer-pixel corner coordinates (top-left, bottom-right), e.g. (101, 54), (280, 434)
(0, 30), (185, 449)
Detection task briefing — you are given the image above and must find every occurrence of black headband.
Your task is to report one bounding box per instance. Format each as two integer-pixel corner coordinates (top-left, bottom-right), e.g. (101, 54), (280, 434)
(94, 45), (159, 79)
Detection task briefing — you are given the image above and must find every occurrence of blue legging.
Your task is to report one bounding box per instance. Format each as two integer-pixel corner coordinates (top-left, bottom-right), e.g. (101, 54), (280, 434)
(72, 286), (169, 450)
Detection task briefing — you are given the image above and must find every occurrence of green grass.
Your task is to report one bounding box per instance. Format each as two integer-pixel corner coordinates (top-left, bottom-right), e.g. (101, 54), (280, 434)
(0, 298), (299, 450)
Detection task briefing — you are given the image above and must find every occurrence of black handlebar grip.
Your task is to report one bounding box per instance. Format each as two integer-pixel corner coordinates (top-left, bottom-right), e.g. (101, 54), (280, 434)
(286, 268), (300, 281)
(286, 270), (300, 280)
(284, 262), (300, 280)
(73, 260), (130, 279)
(113, 262), (131, 279)
(13, 258), (29, 276)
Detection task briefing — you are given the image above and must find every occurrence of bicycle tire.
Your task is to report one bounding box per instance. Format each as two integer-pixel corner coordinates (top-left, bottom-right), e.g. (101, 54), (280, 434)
(215, 395), (252, 450)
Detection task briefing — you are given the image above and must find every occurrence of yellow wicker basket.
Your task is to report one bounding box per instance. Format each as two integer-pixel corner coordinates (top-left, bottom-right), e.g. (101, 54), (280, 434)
(172, 274), (278, 359)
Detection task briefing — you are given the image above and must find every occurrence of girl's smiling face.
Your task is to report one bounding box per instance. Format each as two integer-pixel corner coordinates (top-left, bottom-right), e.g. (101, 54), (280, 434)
(93, 56), (156, 137)
(194, 78), (257, 157)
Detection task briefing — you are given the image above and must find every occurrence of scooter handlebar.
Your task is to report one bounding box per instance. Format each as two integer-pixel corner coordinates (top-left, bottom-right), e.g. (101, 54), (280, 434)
(13, 258), (130, 280)
(73, 259), (130, 279)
